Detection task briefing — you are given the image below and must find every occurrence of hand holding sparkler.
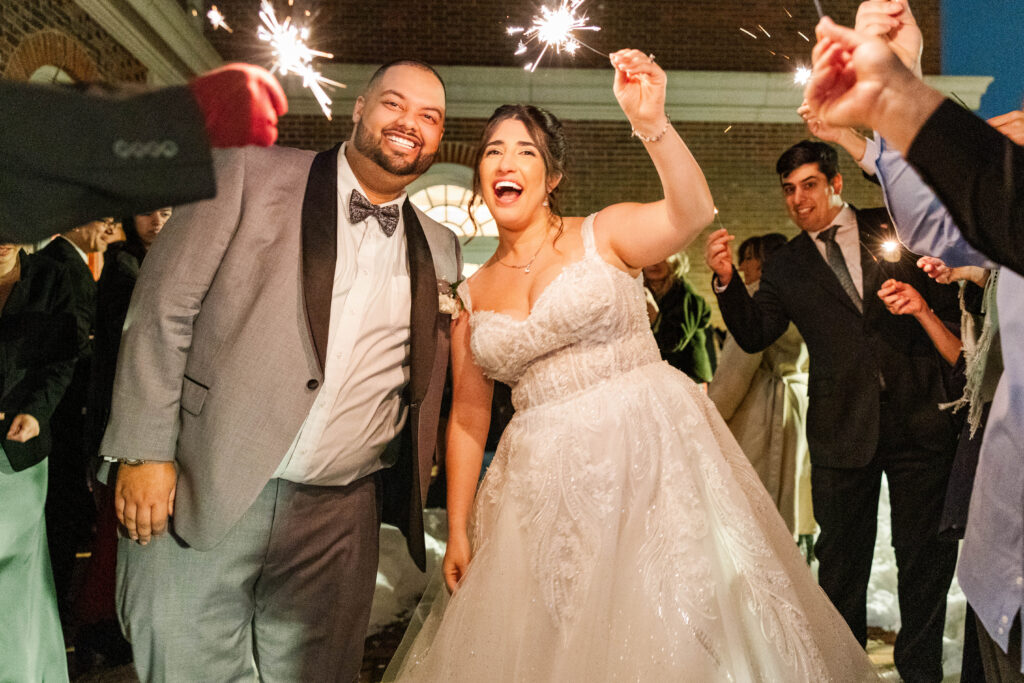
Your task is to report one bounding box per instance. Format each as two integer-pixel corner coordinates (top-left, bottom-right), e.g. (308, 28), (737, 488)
(797, 99), (869, 163)
(854, 1), (922, 77)
(189, 63), (288, 147)
(805, 16), (941, 148)
(705, 228), (737, 288)
(877, 279), (927, 315)
(610, 49), (668, 140)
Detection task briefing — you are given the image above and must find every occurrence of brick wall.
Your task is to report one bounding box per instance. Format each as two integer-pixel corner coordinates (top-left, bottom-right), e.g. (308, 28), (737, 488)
(206, 0), (941, 75)
(0, 0), (146, 82)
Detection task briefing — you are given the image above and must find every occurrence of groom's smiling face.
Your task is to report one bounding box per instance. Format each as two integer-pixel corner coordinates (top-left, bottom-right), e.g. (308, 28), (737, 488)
(351, 64), (446, 178)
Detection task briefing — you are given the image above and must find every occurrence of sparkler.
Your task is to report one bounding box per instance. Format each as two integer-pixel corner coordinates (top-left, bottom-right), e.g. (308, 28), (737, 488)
(507, 0), (602, 72)
(812, 0), (824, 19)
(880, 240), (901, 263)
(207, 5), (232, 32)
(257, 0), (344, 119)
(793, 66), (812, 85)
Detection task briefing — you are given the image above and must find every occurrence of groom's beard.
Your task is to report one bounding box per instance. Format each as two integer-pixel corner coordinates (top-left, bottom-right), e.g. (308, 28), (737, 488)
(352, 120), (436, 177)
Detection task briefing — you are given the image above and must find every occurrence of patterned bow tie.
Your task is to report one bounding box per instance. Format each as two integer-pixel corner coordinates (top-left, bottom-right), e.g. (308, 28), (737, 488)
(349, 189), (400, 237)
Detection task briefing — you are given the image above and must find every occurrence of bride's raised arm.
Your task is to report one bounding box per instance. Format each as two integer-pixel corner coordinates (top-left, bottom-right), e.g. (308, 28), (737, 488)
(596, 49), (715, 269)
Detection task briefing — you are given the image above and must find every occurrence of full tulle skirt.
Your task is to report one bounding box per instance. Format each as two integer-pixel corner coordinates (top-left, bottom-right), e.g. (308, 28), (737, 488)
(385, 362), (877, 682)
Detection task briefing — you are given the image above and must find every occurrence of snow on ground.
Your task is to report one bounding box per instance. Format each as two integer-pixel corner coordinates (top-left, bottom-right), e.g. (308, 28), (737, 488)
(368, 509), (448, 636)
(864, 476), (966, 679)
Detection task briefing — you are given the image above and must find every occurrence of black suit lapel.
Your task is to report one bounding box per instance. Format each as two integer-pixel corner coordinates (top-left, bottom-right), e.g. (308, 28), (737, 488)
(300, 144), (340, 373)
(793, 231), (862, 315)
(403, 201), (438, 405)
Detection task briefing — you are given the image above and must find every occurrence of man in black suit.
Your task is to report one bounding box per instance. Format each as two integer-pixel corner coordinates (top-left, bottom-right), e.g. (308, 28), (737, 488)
(706, 140), (960, 683)
(38, 219), (116, 614)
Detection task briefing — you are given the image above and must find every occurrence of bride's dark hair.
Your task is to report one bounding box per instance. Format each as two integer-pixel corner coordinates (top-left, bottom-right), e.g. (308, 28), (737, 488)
(469, 104), (568, 241)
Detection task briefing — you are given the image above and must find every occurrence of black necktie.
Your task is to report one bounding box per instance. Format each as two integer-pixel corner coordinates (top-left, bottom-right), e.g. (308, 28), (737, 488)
(817, 225), (863, 313)
(349, 189), (400, 237)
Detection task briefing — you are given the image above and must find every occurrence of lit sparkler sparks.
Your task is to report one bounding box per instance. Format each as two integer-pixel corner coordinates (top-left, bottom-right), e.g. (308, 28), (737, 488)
(507, 0), (602, 72)
(880, 240), (901, 263)
(257, 0), (343, 119)
(740, 27), (758, 39)
(797, 30), (810, 42)
(207, 5), (232, 32)
(793, 66), (812, 85)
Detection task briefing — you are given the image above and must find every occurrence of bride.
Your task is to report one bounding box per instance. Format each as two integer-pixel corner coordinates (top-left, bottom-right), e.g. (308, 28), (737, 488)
(385, 49), (877, 682)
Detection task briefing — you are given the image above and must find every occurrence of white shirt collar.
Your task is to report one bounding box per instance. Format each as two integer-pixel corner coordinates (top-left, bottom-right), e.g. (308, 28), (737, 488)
(58, 235), (90, 264)
(830, 203), (857, 233)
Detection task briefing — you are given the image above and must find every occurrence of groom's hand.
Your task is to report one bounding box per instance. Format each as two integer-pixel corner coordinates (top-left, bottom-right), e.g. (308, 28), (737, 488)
(115, 461), (177, 545)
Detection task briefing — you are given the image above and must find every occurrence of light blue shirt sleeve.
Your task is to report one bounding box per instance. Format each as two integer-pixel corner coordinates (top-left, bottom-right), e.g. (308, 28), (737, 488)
(873, 134), (997, 269)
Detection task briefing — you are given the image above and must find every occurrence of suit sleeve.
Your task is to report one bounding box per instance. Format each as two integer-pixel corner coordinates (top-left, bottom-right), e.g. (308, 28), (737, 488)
(906, 99), (1024, 277)
(0, 81), (215, 244)
(19, 262), (77, 422)
(714, 266), (791, 354)
(99, 149), (246, 462)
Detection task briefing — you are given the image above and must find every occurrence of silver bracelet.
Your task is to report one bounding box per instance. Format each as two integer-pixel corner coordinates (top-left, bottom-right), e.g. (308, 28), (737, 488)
(631, 115), (671, 143)
(102, 456), (149, 466)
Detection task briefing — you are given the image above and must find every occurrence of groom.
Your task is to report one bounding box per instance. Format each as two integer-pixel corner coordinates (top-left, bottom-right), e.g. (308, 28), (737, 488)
(99, 60), (460, 680)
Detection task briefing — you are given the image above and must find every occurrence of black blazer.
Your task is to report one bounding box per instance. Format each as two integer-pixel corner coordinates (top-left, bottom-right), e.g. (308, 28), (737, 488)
(0, 81), (214, 243)
(0, 251), (77, 470)
(907, 99), (1024, 277)
(716, 207), (960, 468)
(38, 237), (97, 436)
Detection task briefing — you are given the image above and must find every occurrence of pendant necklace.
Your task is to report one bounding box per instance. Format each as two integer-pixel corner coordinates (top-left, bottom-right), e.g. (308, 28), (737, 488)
(497, 235), (546, 274)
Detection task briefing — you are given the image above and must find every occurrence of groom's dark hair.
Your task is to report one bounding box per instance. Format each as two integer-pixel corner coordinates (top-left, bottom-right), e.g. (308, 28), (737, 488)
(364, 59), (446, 97)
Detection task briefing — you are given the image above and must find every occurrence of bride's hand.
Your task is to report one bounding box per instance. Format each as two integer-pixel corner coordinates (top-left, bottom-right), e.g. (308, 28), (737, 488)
(443, 530), (472, 594)
(610, 49), (668, 139)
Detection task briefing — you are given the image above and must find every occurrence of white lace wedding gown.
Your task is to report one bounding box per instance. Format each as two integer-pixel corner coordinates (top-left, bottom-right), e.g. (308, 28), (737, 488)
(385, 215), (878, 682)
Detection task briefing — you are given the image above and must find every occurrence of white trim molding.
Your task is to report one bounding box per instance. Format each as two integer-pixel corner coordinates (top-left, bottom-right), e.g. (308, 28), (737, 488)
(74, 0), (221, 85)
(282, 63), (993, 123)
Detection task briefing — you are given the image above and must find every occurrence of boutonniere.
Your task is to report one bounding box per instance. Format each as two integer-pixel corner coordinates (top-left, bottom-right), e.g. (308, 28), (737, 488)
(437, 277), (465, 320)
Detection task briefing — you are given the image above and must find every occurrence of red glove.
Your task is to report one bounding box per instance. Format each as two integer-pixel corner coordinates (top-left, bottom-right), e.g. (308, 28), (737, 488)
(188, 63), (288, 148)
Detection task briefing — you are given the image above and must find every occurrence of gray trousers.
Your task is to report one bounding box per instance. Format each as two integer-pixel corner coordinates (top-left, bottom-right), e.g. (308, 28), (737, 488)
(118, 474), (381, 682)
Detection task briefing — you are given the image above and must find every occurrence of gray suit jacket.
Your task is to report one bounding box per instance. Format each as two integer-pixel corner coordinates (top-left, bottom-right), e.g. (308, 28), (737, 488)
(100, 144), (460, 569)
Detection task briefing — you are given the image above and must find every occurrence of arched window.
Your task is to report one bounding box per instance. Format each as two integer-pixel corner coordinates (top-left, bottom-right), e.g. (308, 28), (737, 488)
(407, 163), (497, 273)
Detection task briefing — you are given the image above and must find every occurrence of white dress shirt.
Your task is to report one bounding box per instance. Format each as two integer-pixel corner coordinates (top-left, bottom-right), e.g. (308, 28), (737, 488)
(273, 143), (412, 486)
(810, 204), (864, 299)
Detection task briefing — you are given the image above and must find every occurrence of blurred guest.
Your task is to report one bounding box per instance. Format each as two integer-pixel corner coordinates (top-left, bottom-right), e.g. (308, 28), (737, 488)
(643, 253), (714, 382)
(709, 233), (813, 541)
(76, 208), (171, 669)
(38, 219), (116, 616)
(0, 243), (76, 681)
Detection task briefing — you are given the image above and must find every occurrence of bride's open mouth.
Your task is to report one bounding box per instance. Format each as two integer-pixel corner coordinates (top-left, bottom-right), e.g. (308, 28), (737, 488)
(493, 180), (523, 204)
